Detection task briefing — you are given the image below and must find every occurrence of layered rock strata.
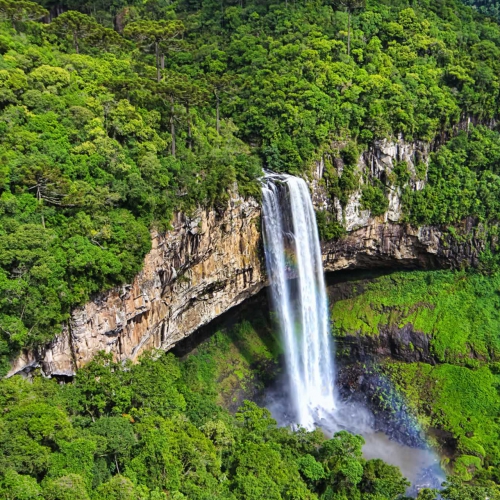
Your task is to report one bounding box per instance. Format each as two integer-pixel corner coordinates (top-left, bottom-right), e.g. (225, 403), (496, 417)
(8, 194), (263, 377)
(323, 217), (484, 272)
(8, 136), (488, 377)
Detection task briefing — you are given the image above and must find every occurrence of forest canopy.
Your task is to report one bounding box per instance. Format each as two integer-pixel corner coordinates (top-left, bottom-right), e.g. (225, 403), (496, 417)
(1, 0), (500, 372)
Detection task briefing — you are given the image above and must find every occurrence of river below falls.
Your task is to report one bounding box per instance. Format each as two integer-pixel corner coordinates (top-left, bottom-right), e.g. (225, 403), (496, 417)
(362, 431), (441, 485)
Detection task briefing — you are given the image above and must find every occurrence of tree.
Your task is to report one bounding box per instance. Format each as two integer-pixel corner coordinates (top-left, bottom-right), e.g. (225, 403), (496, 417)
(50, 11), (100, 54)
(90, 417), (135, 474)
(319, 431), (365, 496)
(440, 480), (500, 500)
(333, 0), (365, 57)
(208, 74), (234, 135)
(179, 79), (209, 150)
(124, 20), (184, 83)
(0, 469), (42, 499)
(95, 475), (137, 500)
(0, 0), (48, 30)
(155, 75), (191, 157)
(21, 163), (71, 228)
(43, 474), (90, 500)
(87, 25), (129, 52)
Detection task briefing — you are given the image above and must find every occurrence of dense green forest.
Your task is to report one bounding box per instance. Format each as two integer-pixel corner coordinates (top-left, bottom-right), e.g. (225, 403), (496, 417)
(2, 0), (500, 498)
(0, 317), (496, 499)
(2, 0), (500, 370)
(463, 0), (500, 21)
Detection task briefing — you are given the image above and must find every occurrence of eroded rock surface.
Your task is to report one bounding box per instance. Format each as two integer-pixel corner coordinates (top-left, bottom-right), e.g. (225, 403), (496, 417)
(8, 139), (487, 377)
(8, 194), (263, 377)
(322, 217), (485, 272)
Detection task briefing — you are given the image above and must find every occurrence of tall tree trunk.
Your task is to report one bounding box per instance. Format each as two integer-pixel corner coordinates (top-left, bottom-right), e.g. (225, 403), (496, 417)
(36, 186), (45, 229)
(347, 10), (351, 58)
(215, 92), (220, 135)
(74, 31), (79, 53)
(170, 96), (176, 157)
(187, 103), (192, 150)
(155, 41), (160, 82)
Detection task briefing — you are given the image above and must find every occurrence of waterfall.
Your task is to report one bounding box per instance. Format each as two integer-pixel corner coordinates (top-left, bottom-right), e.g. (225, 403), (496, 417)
(261, 173), (336, 429)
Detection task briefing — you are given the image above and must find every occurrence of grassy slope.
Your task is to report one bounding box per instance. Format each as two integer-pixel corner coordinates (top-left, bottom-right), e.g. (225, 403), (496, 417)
(383, 361), (500, 480)
(331, 270), (500, 364)
(180, 309), (282, 411)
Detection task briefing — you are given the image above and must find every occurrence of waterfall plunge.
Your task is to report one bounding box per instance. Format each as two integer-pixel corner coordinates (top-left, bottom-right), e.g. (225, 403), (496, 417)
(262, 173), (336, 429)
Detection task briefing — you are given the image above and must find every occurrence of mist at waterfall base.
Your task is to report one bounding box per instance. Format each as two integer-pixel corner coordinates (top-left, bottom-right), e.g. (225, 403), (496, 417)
(261, 173), (444, 494)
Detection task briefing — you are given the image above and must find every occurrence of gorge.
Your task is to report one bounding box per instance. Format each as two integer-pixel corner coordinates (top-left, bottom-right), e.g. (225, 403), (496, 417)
(3, 0), (500, 497)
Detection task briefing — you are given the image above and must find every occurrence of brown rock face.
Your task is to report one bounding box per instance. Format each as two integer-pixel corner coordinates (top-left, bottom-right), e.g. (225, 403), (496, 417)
(8, 194), (264, 377)
(7, 188), (485, 377)
(322, 217), (485, 272)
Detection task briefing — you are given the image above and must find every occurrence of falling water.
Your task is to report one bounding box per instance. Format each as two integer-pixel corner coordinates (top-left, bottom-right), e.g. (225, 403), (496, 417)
(261, 172), (336, 429)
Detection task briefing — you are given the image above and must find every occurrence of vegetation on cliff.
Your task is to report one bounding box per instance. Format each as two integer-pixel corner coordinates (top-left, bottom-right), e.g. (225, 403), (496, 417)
(331, 270), (500, 491)
(1, 310), (495, 499)
(332, 270), (500, 364)
(2, 0), (500, 369)
(2, 0), (500, 496)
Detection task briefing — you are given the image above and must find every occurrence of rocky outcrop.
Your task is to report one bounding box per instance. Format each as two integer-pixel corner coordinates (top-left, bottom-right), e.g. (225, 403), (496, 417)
(8, 194), (263, 377)
(322, 217), (485, 272)
(312, 137), (429, 230)
(337, 323), (433, 365)
(7, 137), (488, 377)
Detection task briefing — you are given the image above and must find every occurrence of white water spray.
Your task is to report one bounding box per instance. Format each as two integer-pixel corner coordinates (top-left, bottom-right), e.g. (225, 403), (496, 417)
(261, 173), (336, 429)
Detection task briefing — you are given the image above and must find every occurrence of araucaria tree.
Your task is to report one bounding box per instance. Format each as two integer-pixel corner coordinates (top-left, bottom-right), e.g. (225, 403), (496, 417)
(0, 0), (47, 30)
(124, 20), (185, 83)
(334, 0), (365, 57)
(50, 11), (101, 53)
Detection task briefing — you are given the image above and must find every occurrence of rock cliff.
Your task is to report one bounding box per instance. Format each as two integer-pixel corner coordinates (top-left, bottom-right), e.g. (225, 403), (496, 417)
(7, 138), (487, 377)
(322, 217), (485, 272)
(8, 194), (263, 377)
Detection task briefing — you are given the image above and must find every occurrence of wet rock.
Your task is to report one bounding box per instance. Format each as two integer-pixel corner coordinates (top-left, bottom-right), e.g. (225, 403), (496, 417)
(336, 361), (427, 449)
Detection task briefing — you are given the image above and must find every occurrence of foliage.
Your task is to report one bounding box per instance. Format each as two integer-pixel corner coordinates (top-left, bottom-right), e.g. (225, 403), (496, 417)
(331, 269), (500, 486)
(316, 209), (346, 241)
(0, 11), (260, 374)
(383, 361), (500, 483)
(403, 127), (500, 226)
(331, 270), (500, 364)
(1, 0), (500, 370)
(0, 320), (414, 500)
(360, 179), (388, 216)
(462, 0), (500, 21)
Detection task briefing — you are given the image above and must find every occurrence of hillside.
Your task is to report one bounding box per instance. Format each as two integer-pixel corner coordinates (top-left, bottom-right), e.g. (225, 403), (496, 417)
(2, 0), (500, 371)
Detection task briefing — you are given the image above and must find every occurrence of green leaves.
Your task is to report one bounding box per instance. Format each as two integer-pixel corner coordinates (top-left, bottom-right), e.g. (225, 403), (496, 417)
(404, 127), (500, 225)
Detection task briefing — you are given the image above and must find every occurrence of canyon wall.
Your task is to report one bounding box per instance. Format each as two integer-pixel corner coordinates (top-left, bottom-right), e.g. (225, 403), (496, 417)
(8, 139), (487, 377)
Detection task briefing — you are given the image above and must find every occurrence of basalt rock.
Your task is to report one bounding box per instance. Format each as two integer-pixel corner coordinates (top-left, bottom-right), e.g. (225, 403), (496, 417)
(336, 361), (428, 449)
(336, 324), (434, 365)
(326, 277), (435, 365)
(322, 217), (485, 272)
(7, 148), (488, 377)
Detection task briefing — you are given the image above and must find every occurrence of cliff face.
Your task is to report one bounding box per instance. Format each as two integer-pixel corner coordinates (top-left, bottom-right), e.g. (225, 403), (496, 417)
(322, 217), (484, 272)
(8, 194), (263, 377)
(7, 139), (487, 377)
